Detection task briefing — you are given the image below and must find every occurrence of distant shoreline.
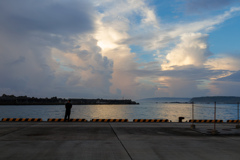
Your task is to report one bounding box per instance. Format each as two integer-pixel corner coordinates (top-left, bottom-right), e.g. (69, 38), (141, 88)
(0, 94), (139, 105)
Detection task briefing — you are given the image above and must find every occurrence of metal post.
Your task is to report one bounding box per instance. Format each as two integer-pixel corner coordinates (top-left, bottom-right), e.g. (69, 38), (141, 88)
(236, 102), (240, 129)
(211, 101), (218, 135)
(238, 102), (239, 126)
(214, 101), (216, 130)
(191, 102), (195, 129)
(192, 102), (194, 120)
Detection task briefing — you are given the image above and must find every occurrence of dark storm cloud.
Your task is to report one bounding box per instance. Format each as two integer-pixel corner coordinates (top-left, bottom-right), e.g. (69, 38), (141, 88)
(0, 0), (94, 36)
(185, 0), (239, 13)
(0, 0), (111, 98)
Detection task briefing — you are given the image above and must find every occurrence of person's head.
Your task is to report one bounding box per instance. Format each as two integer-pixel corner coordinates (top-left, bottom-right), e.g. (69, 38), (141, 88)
(68, 100), (71, 103)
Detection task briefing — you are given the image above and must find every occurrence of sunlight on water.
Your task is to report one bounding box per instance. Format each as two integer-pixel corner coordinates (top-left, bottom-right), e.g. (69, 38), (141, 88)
(0, 102), (239, 122)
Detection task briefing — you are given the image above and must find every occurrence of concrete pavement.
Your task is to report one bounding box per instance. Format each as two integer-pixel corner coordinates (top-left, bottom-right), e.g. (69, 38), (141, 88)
(1, 122), (240, 160)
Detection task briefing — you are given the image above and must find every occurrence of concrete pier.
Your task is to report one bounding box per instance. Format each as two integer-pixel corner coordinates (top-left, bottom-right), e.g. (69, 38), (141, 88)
(1, 122), (240, 160)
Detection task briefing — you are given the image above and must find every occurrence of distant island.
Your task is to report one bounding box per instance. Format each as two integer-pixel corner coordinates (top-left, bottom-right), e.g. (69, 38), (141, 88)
(190, 96), (240, 104)
(138, 97), (191, 103)
(0, 94), (139, 105)
(138, 96), (240, 104)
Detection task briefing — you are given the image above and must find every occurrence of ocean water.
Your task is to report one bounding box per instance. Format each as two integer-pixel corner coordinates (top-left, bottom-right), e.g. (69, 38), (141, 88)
(0, 101), (239, 122)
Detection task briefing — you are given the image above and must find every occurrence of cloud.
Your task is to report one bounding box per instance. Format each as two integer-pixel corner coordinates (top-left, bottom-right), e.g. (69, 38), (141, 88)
(209, 81), (240, 96)
(161, 33), (212, 70)
(93, 1), (240, 98)
(217, 71), (240, 82)
(1, 0), (240, 99)
(205, 55), (240, 71)
(0, 0), (94, 36)
(124, 6), (240, 51)
(0, 0), (114, 98)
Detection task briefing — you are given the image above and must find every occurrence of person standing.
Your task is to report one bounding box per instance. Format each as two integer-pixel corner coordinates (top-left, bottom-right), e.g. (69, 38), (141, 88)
(64, 100), (72, 121)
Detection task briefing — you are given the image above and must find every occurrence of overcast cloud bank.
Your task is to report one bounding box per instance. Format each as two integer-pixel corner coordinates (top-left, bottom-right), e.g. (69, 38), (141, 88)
(0, 0), (240, 99)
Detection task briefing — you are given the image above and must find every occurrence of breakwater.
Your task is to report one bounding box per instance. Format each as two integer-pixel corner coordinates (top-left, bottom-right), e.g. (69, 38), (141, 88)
(0, 94), (139, 105)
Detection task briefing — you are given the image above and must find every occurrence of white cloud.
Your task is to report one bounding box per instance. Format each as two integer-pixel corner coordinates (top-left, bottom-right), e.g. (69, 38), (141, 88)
(205, 56), (240, 71)
(161, 33), (211, 70)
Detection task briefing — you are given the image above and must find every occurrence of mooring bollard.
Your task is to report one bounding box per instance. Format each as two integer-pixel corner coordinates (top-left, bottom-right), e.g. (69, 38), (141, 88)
(178, 117), (184, 122)
(190, 102), (195, 129)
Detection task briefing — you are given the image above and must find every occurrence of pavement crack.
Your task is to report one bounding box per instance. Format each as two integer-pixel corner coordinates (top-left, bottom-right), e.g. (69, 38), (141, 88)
(109, 123), (133, 160)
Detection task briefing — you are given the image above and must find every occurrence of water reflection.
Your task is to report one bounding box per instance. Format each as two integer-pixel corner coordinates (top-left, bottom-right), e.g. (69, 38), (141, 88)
(71, 105), (129, 119)
(0, 103), (239, 122)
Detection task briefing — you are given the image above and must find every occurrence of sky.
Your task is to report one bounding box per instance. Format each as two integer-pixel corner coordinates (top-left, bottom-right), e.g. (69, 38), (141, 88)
(1, 0), (240, 100)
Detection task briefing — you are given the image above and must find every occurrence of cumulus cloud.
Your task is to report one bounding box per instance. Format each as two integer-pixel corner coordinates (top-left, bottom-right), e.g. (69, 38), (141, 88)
(161, 33), (211, 70)
(0, 0), (114, 98)
(93, 0), (161, 98)
(1, 0), (240, 99)
(93, 1), (240, 98)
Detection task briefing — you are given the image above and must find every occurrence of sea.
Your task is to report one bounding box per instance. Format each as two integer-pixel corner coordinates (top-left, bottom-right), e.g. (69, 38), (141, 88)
(0, 98), (239, 122)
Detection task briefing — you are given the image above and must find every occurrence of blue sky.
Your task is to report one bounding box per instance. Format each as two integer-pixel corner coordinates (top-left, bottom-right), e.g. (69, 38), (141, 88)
(0, 0), (240, 99)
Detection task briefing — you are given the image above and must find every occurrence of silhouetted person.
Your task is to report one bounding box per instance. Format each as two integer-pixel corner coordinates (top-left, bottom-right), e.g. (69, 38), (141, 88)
(64, 100), (72, 121)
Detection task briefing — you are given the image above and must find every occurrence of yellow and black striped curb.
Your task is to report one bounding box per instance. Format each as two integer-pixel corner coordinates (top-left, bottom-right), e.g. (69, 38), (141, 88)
(133, 119), (169, 122)
(47, 118), (87, 122)
(91, 119), (128, 122)
(2, 118), (42, 122)
(189, 120), (223, 123)
(227, 120), (240, 123)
